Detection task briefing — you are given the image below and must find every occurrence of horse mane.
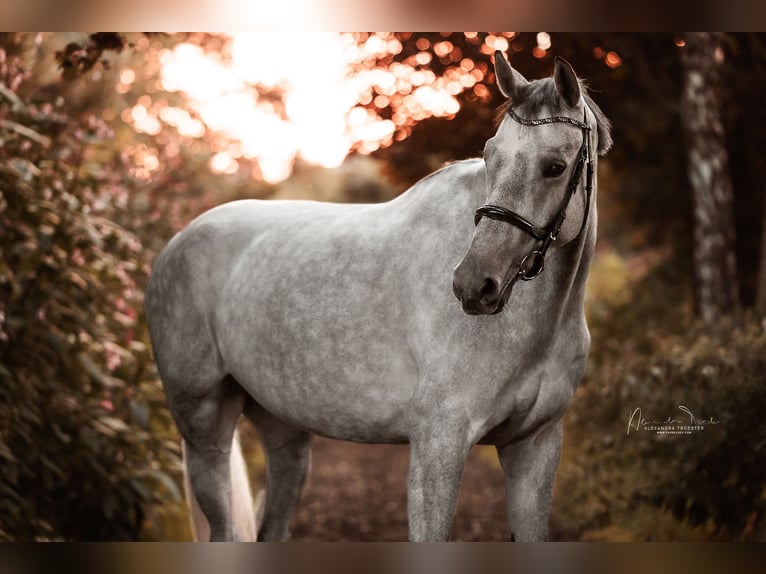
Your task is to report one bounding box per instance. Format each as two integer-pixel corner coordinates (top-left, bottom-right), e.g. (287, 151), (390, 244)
(495, 76), (613, 156)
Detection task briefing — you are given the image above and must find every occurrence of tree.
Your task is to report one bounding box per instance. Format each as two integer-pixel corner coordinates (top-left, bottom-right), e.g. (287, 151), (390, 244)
(758, 195), (766, 314)
(680, 32), (740, 323)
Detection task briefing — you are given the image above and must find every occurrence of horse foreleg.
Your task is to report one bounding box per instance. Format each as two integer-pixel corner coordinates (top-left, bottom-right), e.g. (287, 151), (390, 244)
(496, 420), (563, 541)
(407, 428), (471, 541)
(244, 401), (312, 541)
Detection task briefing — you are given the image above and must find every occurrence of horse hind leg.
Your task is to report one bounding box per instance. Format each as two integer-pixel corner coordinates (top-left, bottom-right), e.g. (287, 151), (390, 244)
(168, 373), (249, 541)
(243, 399), (312, 541)
(183, 428), (257, 542)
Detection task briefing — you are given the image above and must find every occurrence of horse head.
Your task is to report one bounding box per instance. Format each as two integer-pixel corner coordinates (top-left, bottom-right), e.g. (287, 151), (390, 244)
(453, 51), (612, 315)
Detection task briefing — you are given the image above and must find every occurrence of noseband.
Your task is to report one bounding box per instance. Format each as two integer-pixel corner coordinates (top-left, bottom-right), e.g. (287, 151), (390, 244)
(474, 107), (594, 281)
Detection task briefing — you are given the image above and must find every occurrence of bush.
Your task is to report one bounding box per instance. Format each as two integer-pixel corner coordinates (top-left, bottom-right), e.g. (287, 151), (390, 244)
(0, 35), (178, 540)
(555, 305), (766, 541)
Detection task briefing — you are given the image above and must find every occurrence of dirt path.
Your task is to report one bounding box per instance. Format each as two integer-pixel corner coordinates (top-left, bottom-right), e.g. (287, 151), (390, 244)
(288, 437), (512, 541)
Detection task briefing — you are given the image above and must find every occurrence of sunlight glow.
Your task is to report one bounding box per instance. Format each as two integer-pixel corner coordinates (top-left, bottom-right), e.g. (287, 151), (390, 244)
(125, 33), (485, 183)
(536, 32), (551, 51)
(158, 106), (205, 138)
(210, 151), (239, 174)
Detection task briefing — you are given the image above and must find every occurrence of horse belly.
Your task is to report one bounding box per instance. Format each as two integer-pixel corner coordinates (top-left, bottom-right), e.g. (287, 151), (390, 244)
(243, 364), (414, 443)
(229, 337), (417, 443)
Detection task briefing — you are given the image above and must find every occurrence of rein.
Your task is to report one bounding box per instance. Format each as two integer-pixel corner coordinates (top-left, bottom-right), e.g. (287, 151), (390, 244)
(474, 106), (594, 281)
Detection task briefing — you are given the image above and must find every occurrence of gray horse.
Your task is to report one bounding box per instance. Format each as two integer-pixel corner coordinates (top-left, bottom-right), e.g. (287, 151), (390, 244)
(144, 51), (612, 542)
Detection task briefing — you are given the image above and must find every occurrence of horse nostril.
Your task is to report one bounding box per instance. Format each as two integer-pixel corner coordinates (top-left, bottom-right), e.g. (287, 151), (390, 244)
(478, 277), (499, 302)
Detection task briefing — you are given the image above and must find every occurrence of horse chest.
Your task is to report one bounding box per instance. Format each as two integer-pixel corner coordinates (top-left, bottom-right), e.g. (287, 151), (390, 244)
(481, 324), (588, 445)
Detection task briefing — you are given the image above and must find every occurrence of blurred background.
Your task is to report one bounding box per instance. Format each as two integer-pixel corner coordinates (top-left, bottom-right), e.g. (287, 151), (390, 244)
(0, 32), (764, 541)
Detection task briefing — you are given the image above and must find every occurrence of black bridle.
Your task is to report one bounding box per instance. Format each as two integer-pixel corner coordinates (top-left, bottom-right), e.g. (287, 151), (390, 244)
(474, 107), (594, 281)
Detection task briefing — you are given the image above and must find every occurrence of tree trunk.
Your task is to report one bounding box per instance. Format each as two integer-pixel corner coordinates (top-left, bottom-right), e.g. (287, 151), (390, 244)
(680, 32), (740, 323)
(756, 187), (766, 315)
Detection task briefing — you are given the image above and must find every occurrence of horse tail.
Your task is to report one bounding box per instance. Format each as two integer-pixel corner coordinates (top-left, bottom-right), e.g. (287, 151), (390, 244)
(182, 429), (264, 541)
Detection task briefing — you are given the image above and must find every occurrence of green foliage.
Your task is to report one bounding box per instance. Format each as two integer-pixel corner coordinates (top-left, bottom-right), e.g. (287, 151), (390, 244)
(0, 36), (178, 540)
(554, 261), (766, 540)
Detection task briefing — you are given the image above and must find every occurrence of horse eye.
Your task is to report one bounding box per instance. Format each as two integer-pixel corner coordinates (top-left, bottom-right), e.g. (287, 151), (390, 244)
(543, 163), (566, 178)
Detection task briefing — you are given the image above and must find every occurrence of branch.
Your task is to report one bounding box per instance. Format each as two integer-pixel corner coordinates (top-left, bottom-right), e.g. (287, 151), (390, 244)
(0, 82), (26, 112)
(0, 119), (51, 147)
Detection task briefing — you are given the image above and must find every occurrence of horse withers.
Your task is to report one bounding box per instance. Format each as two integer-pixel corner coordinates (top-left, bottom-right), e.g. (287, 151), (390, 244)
(144, 51), (612, 541)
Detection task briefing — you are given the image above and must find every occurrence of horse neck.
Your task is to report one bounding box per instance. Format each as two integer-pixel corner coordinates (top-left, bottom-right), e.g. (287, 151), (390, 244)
(528, 185), (597, 328)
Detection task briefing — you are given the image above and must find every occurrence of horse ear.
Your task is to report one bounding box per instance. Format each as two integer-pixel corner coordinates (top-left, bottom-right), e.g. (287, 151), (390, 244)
(494, 50), (528, 99)
(553, 56), (581, 108)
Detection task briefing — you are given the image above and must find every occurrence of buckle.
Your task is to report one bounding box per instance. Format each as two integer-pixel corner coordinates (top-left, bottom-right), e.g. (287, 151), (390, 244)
(518, 250), (545, 281)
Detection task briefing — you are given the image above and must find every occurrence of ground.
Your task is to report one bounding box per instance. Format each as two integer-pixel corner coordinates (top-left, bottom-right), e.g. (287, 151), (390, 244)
(287, 436), (514, 541)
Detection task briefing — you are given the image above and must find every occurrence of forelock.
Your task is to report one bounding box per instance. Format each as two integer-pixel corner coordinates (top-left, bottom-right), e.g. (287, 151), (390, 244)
(495, 77), (567, 127)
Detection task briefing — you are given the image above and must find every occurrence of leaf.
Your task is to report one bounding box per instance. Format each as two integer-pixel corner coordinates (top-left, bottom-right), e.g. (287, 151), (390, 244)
(0, 441), (16, 463)
(78, 353), (123, 389)
(102, 494), (118, 519)
(143, 469), (182, 501)
(98, 416), (130, 434)
(129, 477), (151, 500)
(5, 158), (42, 181)
(0, 82), (26, 112)
(0, 119), (51, 147)
(129, 400), (151, 430)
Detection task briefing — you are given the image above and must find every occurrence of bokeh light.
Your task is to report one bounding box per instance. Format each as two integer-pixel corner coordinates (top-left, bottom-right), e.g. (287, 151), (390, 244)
(120, 33), (491, 183)
(605, 50), (622, 68)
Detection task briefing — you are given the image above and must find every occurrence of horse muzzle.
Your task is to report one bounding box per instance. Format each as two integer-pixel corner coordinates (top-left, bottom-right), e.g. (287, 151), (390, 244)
(452, 261), (518, 316)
